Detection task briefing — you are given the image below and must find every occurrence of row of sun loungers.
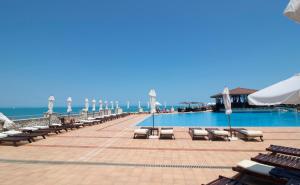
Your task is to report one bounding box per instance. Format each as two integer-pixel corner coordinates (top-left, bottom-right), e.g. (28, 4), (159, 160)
(205, 145), (300, 185)
(0, 113), (130, 146)
(133, 127), (175, 139)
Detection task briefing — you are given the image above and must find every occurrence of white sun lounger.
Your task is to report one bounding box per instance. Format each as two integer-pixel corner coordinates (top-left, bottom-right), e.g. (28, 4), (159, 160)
(133, 128), (150, 139)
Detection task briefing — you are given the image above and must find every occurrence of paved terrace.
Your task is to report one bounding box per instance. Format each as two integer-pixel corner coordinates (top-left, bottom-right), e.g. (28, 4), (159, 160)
(0, 114), (300, 185)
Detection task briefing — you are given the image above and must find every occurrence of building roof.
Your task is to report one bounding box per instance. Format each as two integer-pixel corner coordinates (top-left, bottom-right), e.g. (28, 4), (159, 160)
(210, 87), (257, 98)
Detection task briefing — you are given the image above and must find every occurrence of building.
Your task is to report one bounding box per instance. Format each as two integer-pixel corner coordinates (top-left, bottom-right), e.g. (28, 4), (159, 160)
(210, 87), (257, 111)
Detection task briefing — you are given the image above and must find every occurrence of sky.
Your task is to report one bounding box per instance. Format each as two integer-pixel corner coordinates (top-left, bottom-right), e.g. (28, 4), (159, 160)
(0, 0), (299, 107)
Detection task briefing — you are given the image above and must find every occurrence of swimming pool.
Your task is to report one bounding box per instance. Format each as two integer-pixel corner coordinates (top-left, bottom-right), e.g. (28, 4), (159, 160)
(137, 112), (300, 127)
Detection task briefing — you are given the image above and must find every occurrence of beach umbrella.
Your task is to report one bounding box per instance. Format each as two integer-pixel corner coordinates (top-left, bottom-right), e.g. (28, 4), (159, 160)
(284, 0), (300, 23)
(48, 96), (55, 114)
(138, 101), (141, 109)
(127, 101), (130, 109)
(115, 101), (119, 109)
(67, 97), (72, 114)
(99, 99), (103, 111)
(105, 101), (108, 110)
(0, 112), (15, 129)
(248, 74), (300, 105)
(92, 99), (96, 112)
(111, 101), (114, 110)
(147, 101), (150, 109)
(149, 89), (157, 114)
(149, 89), (157, 129)
(222, 87), (232, 136)
(83, 98), (89, 112)
(164, 102), (167, 109)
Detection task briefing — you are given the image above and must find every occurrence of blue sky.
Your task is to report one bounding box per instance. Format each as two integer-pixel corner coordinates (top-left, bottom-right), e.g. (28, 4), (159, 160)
(0, 0), (299, 107)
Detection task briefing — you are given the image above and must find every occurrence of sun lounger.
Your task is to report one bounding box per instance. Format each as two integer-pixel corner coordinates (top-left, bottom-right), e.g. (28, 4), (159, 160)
(235, 129), (263, 141)
(267, 145), (300, 157)
(232, 160), (287, 185)
(80, 120), (95, 126)
(205, 128), (229, 141)
(203, 175), (248, 185)
(189, 128), (209, 140)
(32, 126), (61, 134)
(133, 128), (150, 139)
(160, 128), (175, 139)
(0, 135), (32, 146)
(251, 153), (300, 172)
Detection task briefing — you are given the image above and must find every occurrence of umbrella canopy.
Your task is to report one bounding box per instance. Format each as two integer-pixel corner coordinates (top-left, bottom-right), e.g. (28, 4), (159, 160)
(248, 74), (300, 105)
(138, 101), (141, 109)
(155, 101), (161, 106)
(48, 96), (55, 114)
(67, 97), (72, 113)
(222, 87), (232, 115)
(99, 100), (103, 111)
(110, 101), (114, 109)
(127, 101), (130, 109)
(115, 101), (119, 109)
(83, 98), (89, 112)
(104, 101), (108, 110)
(284, 0), (300, 23)
(92, 99), (96, 112)
(149, 89), (157, 114)
(147, 101), (150, 109)
(0, 112), (15, 129)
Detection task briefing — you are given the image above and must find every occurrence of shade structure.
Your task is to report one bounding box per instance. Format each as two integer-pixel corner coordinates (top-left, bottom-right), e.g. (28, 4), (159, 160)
(104, 101), (108, 110)
(149, 89), (157, 114)
(110, 101), (114, 109)
(67, 97), (72, 113)
(248, 74), (300, 105)
(48, 96), (55, 114)
(92, 99), (96, 112)
(222, 87), (232, 137)
(0, 112), (15, 129)
(83, 98), (89, 112)
(99, 100), (103, 111)
(127, 101), (130, 109)
(222, 87), (232, 115)
(284, 0), (300, 23)
(115, 101), (119, 109)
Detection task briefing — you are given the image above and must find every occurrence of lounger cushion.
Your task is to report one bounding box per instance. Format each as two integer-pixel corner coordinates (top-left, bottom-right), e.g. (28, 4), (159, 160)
(20, 127), (39, 131)
(3, 130), (22, 136)
(0, 133), (8, 138)
(74, 122), (84, 126)
(237, 160), (274, 176)
(211, 130), (229, 136)
(87, 117), (96, 120)
(50, 123), (62, 126)
(134, 129), (148, 135)
(160, 129), (173, 135)
(33, 126), (49, 129)
(80, 120), (94, 123)
(193, 129), (208, 136)
(240, 130), (263, 136)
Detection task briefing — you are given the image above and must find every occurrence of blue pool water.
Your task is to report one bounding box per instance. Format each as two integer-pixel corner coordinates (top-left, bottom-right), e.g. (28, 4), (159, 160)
(137, 112), (300, 127)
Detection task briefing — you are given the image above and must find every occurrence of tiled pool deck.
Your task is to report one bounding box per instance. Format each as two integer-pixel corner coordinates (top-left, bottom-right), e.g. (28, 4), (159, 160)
(0, 114), (300, 185)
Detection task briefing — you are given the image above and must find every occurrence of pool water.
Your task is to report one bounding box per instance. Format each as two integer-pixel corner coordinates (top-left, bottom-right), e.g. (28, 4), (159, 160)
(137, 112), (300, 127)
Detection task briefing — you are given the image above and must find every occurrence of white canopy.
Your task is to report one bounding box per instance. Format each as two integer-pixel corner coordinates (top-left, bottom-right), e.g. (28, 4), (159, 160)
(0, 112), (15, 129)
(284, 0), (300, 23)
(115, 101), (119, 109)
(110, 101), (114, 109)
(99, 100), (103, 111)
(138, 101), (141, 109)
(149, 89), (157, 114)
(248, 74), (300, 105)
(67, 97), (72, 113)
(48, 96), (55, 114)
(92, 99), (96, 112)
(222, 87), (232, 115)
(104, 101), (108, 110)
(127, 101), (130, 109)
(83, 98), (89, 112)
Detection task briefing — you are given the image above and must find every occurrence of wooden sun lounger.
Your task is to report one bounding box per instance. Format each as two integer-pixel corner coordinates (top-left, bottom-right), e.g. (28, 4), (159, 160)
(267, 145), (300, 158)
(203, 175), (248, 185)
(0, 136), (32, 146)
(14, 132), (48, 141)
(189, 128), (209, 140)
(232, 160), (287, 185)
(205, 128), (229, 141)
(251, 153), (300, 172)
(160, 128), (175, 140)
